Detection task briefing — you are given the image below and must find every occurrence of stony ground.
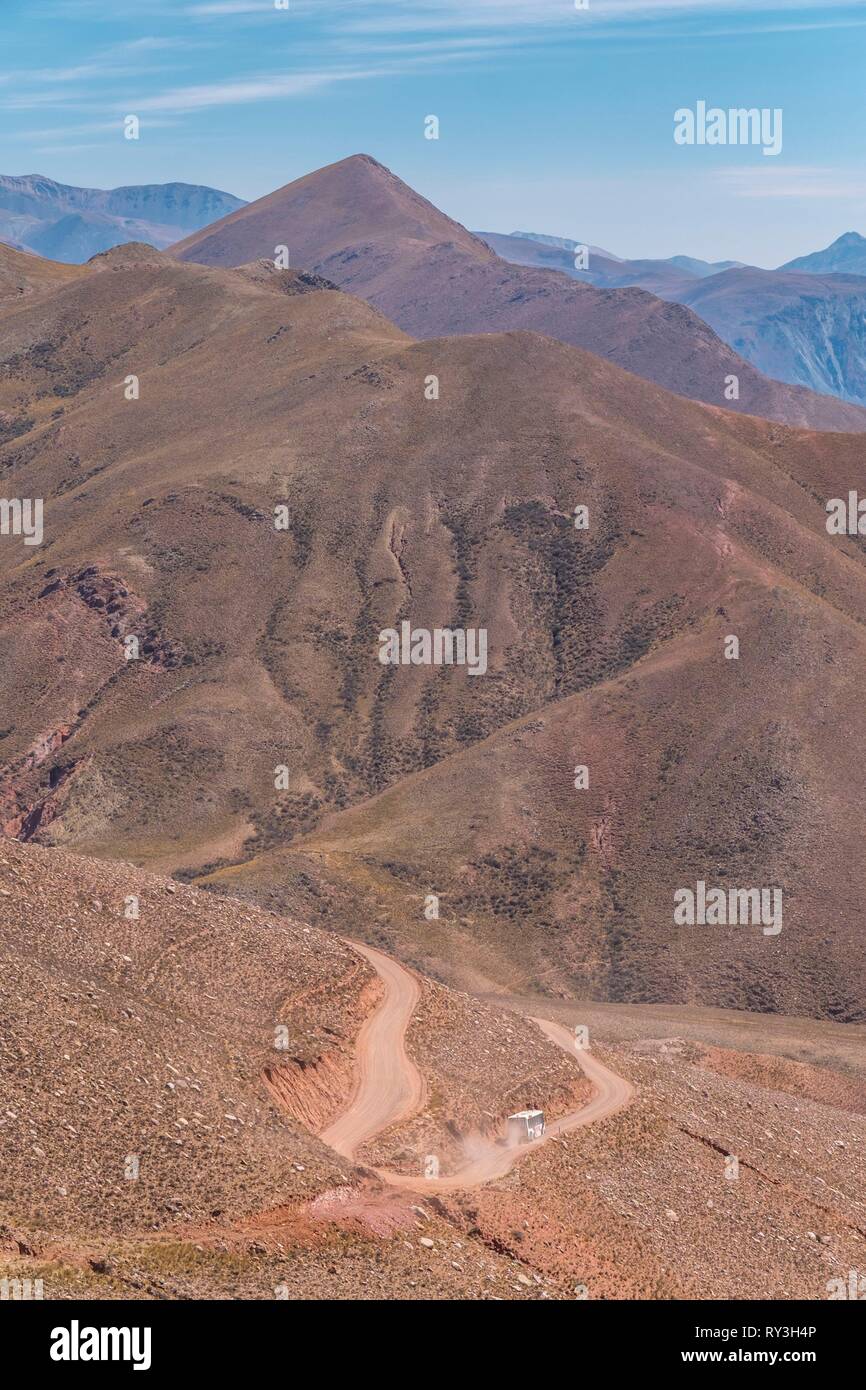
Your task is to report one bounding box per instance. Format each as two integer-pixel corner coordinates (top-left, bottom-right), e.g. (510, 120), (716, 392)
(0, 841), (592, 1299)
(2, 841), (862, 1300)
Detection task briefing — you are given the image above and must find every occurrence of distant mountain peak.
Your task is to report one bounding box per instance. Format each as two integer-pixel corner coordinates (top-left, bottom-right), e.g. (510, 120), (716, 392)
(345, 152), (388, 169)
(510, 229), (623, 261)
(779, 231), (866, 275)
(0, 175), (246, 263)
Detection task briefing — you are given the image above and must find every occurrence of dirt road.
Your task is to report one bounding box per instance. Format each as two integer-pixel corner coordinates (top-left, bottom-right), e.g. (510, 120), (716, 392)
(319, 941), (426, 1160)
(533, 1016), (635, 1134)
(319, 940), (634, 1192)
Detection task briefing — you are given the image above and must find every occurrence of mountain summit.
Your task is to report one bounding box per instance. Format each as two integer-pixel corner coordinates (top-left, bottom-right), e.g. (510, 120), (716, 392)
(172, 153), (489, 267)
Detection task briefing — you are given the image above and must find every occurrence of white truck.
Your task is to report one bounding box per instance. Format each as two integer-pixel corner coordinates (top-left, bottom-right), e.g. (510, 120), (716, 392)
(506, 1109), (545, 1145)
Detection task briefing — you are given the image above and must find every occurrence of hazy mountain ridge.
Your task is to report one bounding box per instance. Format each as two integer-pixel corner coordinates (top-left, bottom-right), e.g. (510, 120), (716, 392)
(488, 226), (866, 406)
(673, 267), (866, 405)
(780, 231), (866, 276)
(503, 231), (742, 279)
(0, 173), (246, 263)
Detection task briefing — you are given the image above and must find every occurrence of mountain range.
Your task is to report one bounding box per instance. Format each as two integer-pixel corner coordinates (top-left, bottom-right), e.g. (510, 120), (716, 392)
(0, 173), (245, 263)
(480, 231), (744, 290)
(2, 154), (866, 1304)
(487, 229), (866, 407)
(2, 217), (866, 1019)
(3, 162), (866, 413)
(170, 155), (866, 431)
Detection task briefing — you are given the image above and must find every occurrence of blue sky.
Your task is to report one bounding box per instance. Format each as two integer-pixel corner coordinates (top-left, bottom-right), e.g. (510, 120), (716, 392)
(3, 0), (866, 265)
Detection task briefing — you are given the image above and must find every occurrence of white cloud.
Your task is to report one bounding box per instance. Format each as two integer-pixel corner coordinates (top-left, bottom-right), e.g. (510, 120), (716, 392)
(10, 118), (179, 142)
(186, 2), (274, 13)
(131, 68), (376, 113)
(717, 165), (866, 199)
(335, 0), (866, 35)
(30, 142), (115, 155)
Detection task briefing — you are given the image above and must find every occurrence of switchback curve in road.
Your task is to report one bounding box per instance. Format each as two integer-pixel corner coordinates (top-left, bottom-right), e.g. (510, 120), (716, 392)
(319, 941), (426, 1160)
(318, 940), (634, 1192)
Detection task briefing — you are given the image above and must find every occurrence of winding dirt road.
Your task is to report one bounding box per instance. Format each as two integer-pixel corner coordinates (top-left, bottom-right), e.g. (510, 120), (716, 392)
(320, 942), (426, 1160)
(319, 940), (634, 1192)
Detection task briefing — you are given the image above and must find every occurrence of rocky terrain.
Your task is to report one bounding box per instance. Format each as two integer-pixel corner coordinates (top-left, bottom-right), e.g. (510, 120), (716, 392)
(3, 845), (863, 1302)
(0, 839), (588, 1299)
(2, 840), (863, 1301)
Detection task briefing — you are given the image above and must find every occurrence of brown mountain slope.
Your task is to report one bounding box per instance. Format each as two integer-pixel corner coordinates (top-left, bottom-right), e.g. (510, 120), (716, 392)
(223, 572), (866, 1022)
(0, 241), (84, 304)
(172, 151), (487, 267)
(172, 155), (866, 432)
(0, 837), (586, 1298)
(2, 248), (866, 1020)
(0, 837), (374, 1240)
